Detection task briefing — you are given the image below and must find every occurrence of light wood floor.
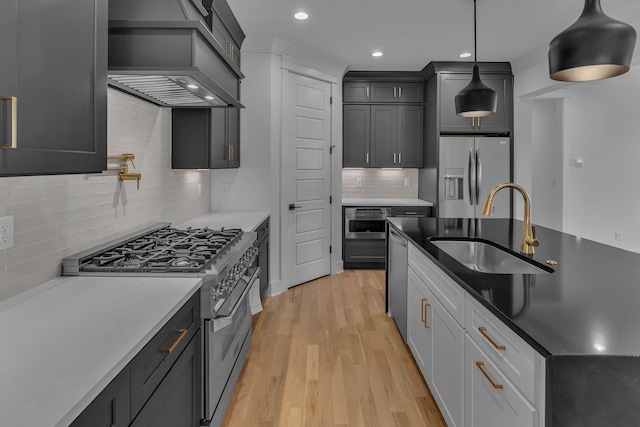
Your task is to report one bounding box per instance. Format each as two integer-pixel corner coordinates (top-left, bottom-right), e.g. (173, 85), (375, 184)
(222, 269), (447, 427)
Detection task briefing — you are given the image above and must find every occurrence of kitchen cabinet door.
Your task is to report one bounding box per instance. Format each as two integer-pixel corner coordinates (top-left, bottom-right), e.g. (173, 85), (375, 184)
(370, 82), (425, 103)
(370, 105), (423, 168)
(69, 366), (131, 427)
(343, 82), (371, 103)
(370, 105), (396, 167)
(343, 104), (370, 167)
(256, 217), (270, 298)
(172, 107), (240, 169)
(0, 0), (107, 176)
(440, 73), (511, 134)
(130, 331), (201, 427)
(464, 335), (539, 427)
(396, 105), (423, 168)
(407, 267), (433, 382)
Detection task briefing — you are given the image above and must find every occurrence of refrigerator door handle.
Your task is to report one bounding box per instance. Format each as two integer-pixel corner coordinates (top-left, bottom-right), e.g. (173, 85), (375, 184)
(476, 148), (482, 204)
(468, 148), (476, 206)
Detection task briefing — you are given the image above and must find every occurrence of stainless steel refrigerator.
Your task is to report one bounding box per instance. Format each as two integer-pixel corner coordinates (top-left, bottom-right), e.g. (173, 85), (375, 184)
(438, 136), (511, 218)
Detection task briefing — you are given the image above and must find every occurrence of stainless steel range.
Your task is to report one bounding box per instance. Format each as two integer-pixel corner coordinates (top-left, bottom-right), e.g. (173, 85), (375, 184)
(62, 222), (260, 427)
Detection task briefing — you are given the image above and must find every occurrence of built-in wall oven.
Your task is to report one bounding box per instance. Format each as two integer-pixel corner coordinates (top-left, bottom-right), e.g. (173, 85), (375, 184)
(344, 206), (431, 269)
(62, 223), (259, 427)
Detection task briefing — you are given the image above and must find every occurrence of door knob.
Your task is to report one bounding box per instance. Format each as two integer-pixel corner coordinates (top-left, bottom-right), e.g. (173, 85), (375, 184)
(289, 204), (301, 210)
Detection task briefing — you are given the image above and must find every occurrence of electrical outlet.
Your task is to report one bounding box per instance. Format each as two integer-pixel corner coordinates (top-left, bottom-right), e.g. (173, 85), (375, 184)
(405, 177), (411, 187)
(356, 177), (362, 187)
(615, 231), (622, 241)
(0, 215), (14, 250)
(197, 184), (202, 198)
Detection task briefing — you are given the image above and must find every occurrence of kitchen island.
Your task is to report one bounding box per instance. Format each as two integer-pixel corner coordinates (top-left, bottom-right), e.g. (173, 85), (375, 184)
(388, 217), (640, 427)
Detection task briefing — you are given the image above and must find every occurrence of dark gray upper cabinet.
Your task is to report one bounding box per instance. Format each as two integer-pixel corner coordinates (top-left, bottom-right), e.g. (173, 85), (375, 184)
(370, 82), (424, 103)
(370, 105), (423, 168)
(0, 0), (107, 176)
(343, 82), (371, 103)
(434, 65), (512, 134)
(172, 108), (240, 169)
(343, 105), (370, 167)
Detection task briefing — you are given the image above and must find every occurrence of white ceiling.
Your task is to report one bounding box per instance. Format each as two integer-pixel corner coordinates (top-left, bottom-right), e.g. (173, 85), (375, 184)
(227, 0), (640, 72)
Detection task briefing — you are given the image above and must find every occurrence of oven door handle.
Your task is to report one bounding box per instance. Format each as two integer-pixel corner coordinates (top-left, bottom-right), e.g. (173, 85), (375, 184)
(213, 267), (261, 332)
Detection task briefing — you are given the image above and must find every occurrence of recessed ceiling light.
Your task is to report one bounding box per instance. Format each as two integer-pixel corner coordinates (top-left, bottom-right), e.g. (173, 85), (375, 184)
(459, 52), (472, 58)
(205, 95), (214, 100)
(372, 51), (383, 57)
(187, 84), (199, 89)
(294, 12), (309, 20)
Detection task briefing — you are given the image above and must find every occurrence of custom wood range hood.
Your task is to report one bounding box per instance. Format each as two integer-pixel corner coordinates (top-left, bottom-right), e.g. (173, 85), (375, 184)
(107, 0), (244, 108)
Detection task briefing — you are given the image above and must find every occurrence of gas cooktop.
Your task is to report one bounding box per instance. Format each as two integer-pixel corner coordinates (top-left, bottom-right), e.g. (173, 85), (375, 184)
(67, 224), (243, 274)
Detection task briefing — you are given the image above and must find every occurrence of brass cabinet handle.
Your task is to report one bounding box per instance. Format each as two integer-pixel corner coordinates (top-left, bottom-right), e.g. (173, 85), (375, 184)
(393, 87), (397, 98)
(478, 116), (481, 127)
(230, 144), (233, 161)
(478, 326), (506, 351)
(398, 152), (402, 164)
(393, 152), (397, 164)
(162, 328), (188, 354)
(399, 86), (402, 98)
(366, 152), (369, 164)
(471, 117), (475, 128)
(366, 86), (369, 99)
(476, 361), (504, 389)
(2, 96), (17, 149)
(405, 212), (417, 215)
(421, 299), (431, 329)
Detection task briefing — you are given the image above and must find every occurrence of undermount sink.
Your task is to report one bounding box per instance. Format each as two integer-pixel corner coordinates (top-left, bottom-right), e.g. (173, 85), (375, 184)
(429, 238), (553, 274)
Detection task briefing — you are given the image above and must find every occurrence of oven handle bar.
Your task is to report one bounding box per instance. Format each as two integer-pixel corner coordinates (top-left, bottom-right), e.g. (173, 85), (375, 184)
(213, 267), (261, 332)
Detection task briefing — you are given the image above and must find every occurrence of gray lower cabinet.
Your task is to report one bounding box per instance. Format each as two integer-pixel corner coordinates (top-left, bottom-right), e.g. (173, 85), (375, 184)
(370, 105), (423, 168)
(69, 367), (131, 427)
(130, 331), (201, 427)
(256, 217), (270, 298)
(0, 0), (107, 176)
(172, 108), (240, 169)
(71, 292), (201, 427)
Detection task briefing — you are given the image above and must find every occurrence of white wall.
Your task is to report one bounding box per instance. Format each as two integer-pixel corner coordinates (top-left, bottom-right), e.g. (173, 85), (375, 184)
(0, 89), (212, 302)
(513, 13), (640, 251)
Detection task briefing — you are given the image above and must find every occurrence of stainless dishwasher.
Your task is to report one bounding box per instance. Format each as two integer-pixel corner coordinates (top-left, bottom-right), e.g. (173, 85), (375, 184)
(387, 227), (408, 341)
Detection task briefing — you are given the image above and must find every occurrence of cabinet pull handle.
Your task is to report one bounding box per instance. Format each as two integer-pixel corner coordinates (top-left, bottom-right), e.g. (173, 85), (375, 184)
(366, 86), (369, 98)
(471, 117), (476, 128)
(478, 116), (481, 127)
(399, 86), (402, 98)
(398, 152), (402, 164)
(405, 212), (417, 215)
(393, 152), (397, 164)
(478, 326), (506, 351)
(421, 299), (431, 329)
(1, 96), (17, 149)
(393, 87), (397, 98)
(476, 361), (504, 389)
(162, 328), (188, 354)
(365, 152), (369, 164)
(230, 144), (233, 161)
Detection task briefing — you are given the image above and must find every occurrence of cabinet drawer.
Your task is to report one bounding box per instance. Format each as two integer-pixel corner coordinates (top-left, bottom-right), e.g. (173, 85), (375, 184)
(465, 335), (539, 427)
(130, 291), (200, 415)
(465, 294), (541, 404)
(408, 243), (465, 327)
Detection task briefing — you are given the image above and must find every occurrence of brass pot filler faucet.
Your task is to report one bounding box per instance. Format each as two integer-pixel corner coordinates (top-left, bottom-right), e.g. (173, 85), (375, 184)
(481, 183), (539, 254)
(107, 153), (142, 189)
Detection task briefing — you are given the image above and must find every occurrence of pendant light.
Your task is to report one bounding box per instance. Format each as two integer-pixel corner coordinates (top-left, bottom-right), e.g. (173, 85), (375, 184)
(455, 0), (497, 118)
(549, 0), (637, 82)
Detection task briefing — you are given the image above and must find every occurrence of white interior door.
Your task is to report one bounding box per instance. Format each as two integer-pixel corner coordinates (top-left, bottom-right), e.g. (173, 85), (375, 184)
(282, 72), (332, 287)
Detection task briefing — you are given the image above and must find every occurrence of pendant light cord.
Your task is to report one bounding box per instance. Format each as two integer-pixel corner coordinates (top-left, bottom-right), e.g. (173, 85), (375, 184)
(473, 0), (477, 66)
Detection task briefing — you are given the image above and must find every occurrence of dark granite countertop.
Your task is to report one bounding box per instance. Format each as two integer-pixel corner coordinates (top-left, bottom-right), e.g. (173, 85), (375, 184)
(388, 217), (640, 358)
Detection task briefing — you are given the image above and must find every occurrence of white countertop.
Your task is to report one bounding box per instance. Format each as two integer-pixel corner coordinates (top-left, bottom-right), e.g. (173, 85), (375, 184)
(342, 198), (433, 207)
(0, 276), (202, 427)
(178, 211), (270, 232)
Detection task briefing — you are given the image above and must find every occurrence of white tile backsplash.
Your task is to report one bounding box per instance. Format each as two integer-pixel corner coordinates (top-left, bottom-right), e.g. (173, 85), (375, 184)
(0, 89), (212, 302)
(342, 169), (419, 199)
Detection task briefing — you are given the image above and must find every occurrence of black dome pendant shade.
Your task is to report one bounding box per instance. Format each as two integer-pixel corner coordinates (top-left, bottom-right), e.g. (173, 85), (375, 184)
(549, 0), (637, 82)
(455, 0), (497, 118)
